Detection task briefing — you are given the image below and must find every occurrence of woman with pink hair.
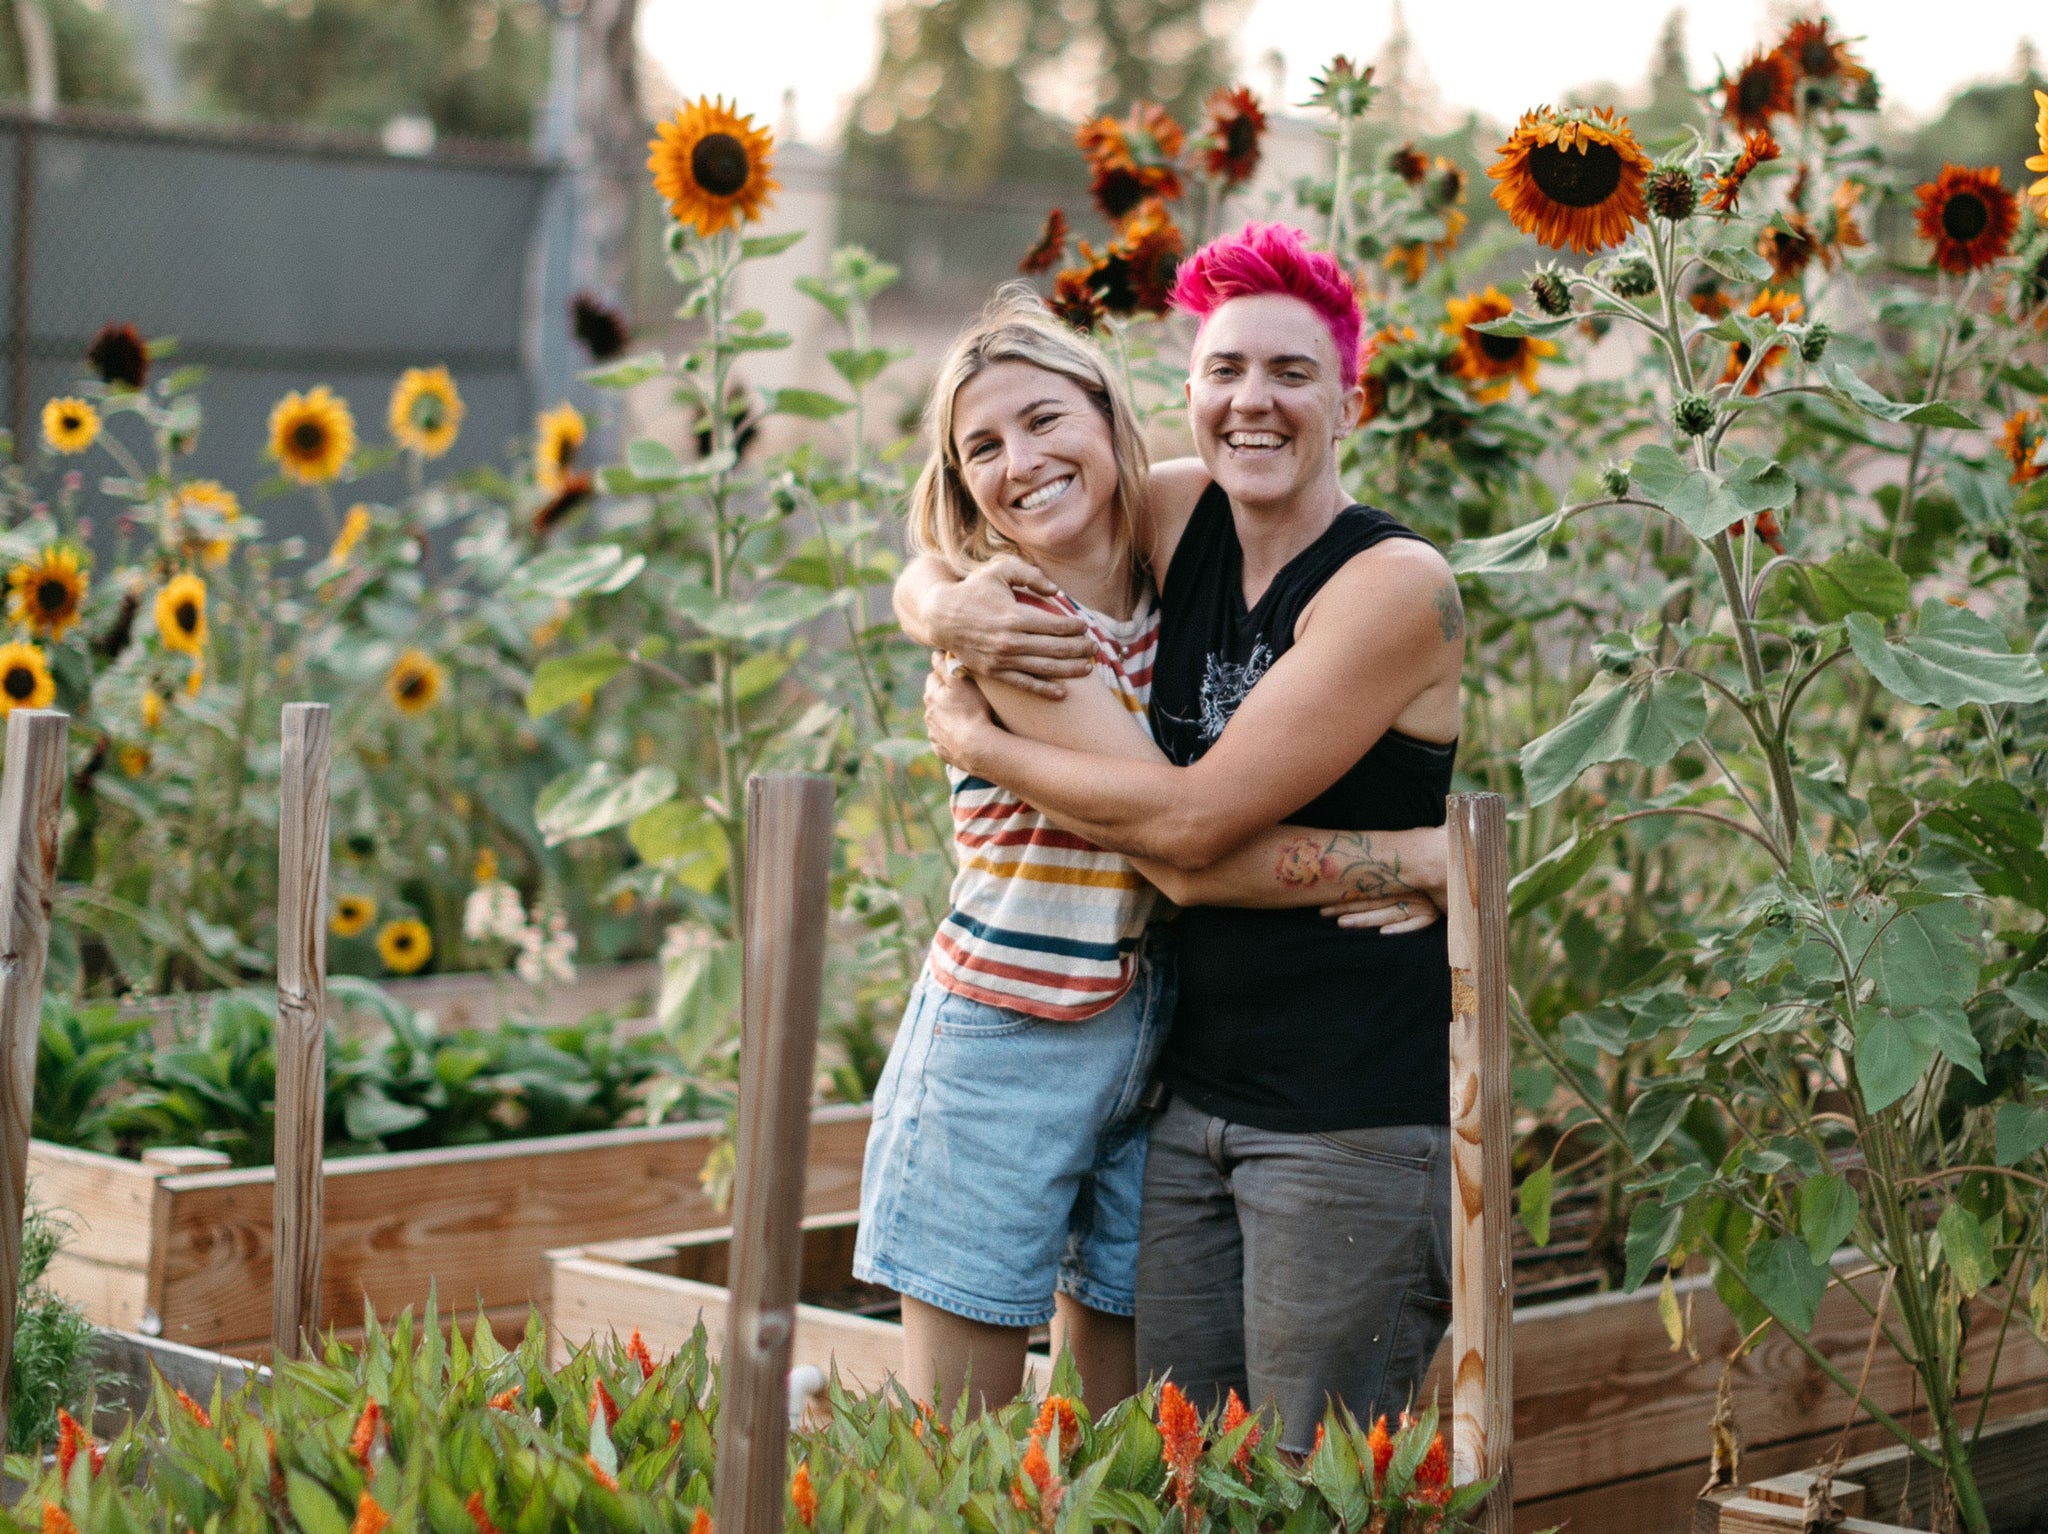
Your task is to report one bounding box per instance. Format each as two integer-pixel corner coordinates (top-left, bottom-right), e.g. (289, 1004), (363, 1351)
(905, 221), (1465, 1447)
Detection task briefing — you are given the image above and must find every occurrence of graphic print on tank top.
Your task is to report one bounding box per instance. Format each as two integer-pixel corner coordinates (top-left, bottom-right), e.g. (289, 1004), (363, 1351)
(1195, 640), (1273, 742)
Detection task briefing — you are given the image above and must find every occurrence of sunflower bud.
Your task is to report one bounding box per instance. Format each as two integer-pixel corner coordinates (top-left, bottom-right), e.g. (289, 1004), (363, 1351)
(1646, 167), (1697, 221)
(1672, 392), (1718, 436)
(1609, 253), (1656, 298)
(1527, 266), (1572, 317)
(1599, 461), (1632, 499)
(1798, 321), (1832, 363)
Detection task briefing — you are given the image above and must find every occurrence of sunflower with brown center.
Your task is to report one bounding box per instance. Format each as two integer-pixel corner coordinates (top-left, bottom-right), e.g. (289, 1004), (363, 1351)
(1388, 144), (1428, 184)
(154, 573), (207, 657)
(649, 97), (778, 239)
(1048, 268), (1106, 333)
(1077, 103), (1185, 222)
(8, 547), (87, 641)
(388, 365), (465, 459)
(0, 642), (53, 714)
(1444, 287), (1556, 401)
(535, 403), (586, 492)
(570, 293), (629, 362)
(1019, 208), (1069, 276)
(1489, 106), (1651, 254)
(376, 918), (433, 975)
(331, 895), (377, 938)
(268, 385), (356, 483)
(1720, 48), (1796, 133)
(41, 398), (99, 455)
(1202, 86), (1266, 187)
(172, 480), (242, 566)
(1915, 164), (2020, 275)
(533, 472), (594, 538)
(1705, 129), (1780, 214)
(87, 322), (148, 390)
(1720, 288), (1805, 395)
(386, 649), (444, 715)
(1115, 202), (1186, 315)
(2001, 409), (2045, 485)
(1759, 216), (1819, 282)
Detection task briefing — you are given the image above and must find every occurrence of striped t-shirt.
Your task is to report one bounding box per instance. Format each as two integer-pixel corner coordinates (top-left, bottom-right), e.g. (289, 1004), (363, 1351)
(930, 588), (1158, 1021)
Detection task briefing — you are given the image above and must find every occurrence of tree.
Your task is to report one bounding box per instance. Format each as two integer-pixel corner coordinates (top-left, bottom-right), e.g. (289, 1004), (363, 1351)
(0, 0), (143, 110)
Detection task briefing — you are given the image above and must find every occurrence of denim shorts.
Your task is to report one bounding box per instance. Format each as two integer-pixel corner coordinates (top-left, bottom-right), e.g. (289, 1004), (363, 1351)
(852, 948), (1171, 1328)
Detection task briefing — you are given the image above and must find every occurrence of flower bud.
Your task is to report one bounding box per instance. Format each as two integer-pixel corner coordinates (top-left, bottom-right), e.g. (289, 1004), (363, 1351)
(1610, 253), (1656, 298)
(1672, 393), (1718, 436)
(1646, 167), (1697, 221)
(1599, 461), (1632, 498)
(1527, 266), (1572, 317)
(1798, 322), (1832, 363)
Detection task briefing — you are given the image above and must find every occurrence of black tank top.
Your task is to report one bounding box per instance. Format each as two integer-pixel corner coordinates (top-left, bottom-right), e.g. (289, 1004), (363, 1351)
(1150, 481), (1454, 1132)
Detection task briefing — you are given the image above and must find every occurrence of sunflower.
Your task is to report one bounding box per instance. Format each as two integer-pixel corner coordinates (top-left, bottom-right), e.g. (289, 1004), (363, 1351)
(87, 322), (148, 390)
(2028, 89), (2048, 221)
(1389, 144), (1428, 184)
(387, 365), (465, 459)
(1202, 86), (1266, 187)
(648, 97), (778, 238)
(171, 480), (242, 566)
(1720, 48), (1796, 133)
(184, 658), (204, 697)
(154, 572), (207, 657)
(1019, 208), (1069, 276)
(1913, 164), (2020, 276)
(535, 403), (586, 491)
(141, 689), (164, 731)
(1720, 289), (1805, 395)
(473, 847), (499, 884)
(1705, 129), (1780, 214)
(1076, 103), (1185, 222)
(0, 642), (54, 714)
(1488, 106), (1651, 255)
(41, 398), (99, 455)
(1048, 268), (1105, 333)
(1759, 215), (1818, 282)
(118, 745), (150, 778)
(268, 385), (356, 483)
(1114, 201), (1186, 316)
(2001, 409), (2045, 485)
(532, 472), (593, 538)
(330, 503), (373, 564)
(386, 649), (444, 714)
(1773, 16), (1872, 110)
(570, 292), (630, 362)
(331, 895), (377, 938)
(1444, 287), (1556, 401)
(1820, 179), (1868, 269)
(376, 918), (433, 975)
(7, 547), (87, 640)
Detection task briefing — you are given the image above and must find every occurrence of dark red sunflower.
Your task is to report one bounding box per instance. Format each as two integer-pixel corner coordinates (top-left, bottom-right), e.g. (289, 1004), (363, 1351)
(1759, 214), (1818, 282)
(87, 323), (148, 390)
(1076, 102), (1185, 222)
(1388, 143), (1428, 184)
(1914, 164), (2020, 275)
(570, 293), (629, 362)
(1117, 202), (1185, 314)
(1048, 268), (1105, 332)
(1202, 86), (1266, 187)
(1720, 48), (1796, 134)
(1019, 208), (1069, 276)
(1704, 129), (1780, 214)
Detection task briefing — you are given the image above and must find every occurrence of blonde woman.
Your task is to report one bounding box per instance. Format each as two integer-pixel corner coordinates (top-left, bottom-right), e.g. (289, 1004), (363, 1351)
(857, 290), (1445, 1416)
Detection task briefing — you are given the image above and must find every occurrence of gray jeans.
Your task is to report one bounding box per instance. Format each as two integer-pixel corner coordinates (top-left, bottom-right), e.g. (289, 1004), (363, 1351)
(1134, 1094), (1452, 1452)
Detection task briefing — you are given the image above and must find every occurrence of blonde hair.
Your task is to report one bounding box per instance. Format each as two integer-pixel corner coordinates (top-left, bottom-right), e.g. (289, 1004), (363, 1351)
(907, 285), (1151, 595)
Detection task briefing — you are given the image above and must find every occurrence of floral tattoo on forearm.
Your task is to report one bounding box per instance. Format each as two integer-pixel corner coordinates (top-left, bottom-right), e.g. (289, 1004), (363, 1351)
(1273, 830), (1418, 899)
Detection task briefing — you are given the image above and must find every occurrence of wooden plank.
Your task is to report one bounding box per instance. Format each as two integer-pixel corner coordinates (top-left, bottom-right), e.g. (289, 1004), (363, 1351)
(1445, 791), (1513, 1526)
(0, 707), (66, 1428)
(273, 701), (331, 1359)
(1747, 1471), (1865, 1514)
(1713, 1498), (1921, 1534)
(27, 1140), (161, 1294)
(717, 774), (835, 1534)
(1838, 1405), (2048, 1530)
(148, 1105), (871, 1349)
(613, 1211), (862, 1295)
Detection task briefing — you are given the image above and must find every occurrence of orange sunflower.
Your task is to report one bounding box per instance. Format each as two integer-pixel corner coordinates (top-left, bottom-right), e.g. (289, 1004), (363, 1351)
(1077, 102), (1185, 222)
(648, 97), (778, 238)
(1915, 164), (2020, 275)
(1720, 289), (1805, 395)
(1489, 106), (1651, 254)
(1773, 16), (1872, 106)
(2001, 408), (2044, 485)
(2028, 89), (2048, 221)
(1759, 215), (1819, 282)
(1019, 208), (1069, 276)
(1705, 129), (1780, 214)
(1202, 86), (1266, 187)
(1720, 48), (1796, 133)
(1444, 287), (1555, 401)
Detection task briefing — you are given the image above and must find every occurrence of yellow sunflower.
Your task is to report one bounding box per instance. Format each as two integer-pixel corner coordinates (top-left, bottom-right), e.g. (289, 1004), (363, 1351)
(0, 642), (54, 714)
(2029, 89), (2048, 220)
(388, 365), (465, 459)
(171, 481), (242, 567)
(1444, 287), (1556, 401)
(473, 847), (498, 884)
(41, 398), (99, 455)
(184, 658), (204, 697)
(141, 689), (164, 731)
(330, 503), (373, 564)
(1489, 106), (1651, 255)
(154, 572), (208, 657)
(118, 745), (150, 778)
(648, 97), (779, 238)
(535, 403), (586, 492)
(7, 546), (88, 640)
(267, 385), (356, 484)
(376, 918), (433, 974)
(386, 649), (444, 714)
(331, 895), (377, 938)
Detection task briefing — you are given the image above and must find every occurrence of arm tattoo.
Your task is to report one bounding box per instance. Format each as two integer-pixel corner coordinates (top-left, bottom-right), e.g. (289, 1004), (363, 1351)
(1274, 831), (1412, 899)
(1433, 583), (1466, 643)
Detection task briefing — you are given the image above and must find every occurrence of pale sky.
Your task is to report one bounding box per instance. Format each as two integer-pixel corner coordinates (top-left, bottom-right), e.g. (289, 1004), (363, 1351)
(644, 0), (2043, 145)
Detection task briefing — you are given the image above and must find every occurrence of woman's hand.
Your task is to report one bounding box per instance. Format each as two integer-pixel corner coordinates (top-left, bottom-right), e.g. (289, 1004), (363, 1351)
(923, 655), (1001, 771)
(923, 556), (1096, 698)
(1319, 893), (1442, 935)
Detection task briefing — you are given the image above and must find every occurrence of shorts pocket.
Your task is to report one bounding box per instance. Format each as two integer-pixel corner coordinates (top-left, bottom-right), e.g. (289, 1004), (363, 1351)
(929, 988), (1037, 1038)
(1309, 1124), (1439, 1173)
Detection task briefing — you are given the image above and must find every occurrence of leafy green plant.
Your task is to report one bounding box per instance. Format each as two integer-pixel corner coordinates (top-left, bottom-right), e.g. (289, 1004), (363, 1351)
(8, 1203), (98, 1455)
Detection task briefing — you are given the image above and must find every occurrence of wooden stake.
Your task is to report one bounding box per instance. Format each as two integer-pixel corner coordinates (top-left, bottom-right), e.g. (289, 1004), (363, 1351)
(0, 708), (67, 1432)
(714, 774), (834, 1534)
(272, 703), (331, 1359)
(1446, 790), (1514, 1527)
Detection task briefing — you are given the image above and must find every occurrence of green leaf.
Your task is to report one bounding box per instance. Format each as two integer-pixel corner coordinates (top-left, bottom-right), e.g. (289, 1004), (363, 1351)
(1520, 671), (1708, 805)
(1855, 1009), (1935, 1112)
(505, 544), (647, 600)
(1748, 1234), (1828, 1332)
(581, 352), (665, 388)
(670, 582), (853, 641)
(535, 763), (678, 846)
(527, 644), (628, 718)
(1629, 444), (1748, 540)
(1994, 1104), (2048, 1166)
(1468, 312), (1579, 339)
(740, 230), (805, 258)
(1798, 1174), (1859, 1264)
(1448, 511), (1561, 574)
(1509, 826), (1609, 918)
(828, 346), (910, 389)
(629, 803), (729, 893)
(1519, 1158), (1554, 1247)
(1625, 1086), (1694, 1164)
(1818, 362), (1975, 429)
(793, 276), (849, 324)
(1865, 897), (1978, 1011)
(1937, 1202), (1995, 1297)
(286, 1473), (352, 1534)
(1698, 240), (1772, 282)
(1801, 544), (1910, 621)
(1623, 1198), (1684, 1292)
(1845, 603), (2048, 709)
(766, 387), (851, 420)
(2006, 971), (2048, 1022)
(1724, 452), (1797, 513)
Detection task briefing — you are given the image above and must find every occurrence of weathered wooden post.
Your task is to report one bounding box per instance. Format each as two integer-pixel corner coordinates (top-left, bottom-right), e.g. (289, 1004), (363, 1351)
(272, 702), (331, 1359)
(1446, 791), (1514, 1528)
(0, 708), (67, 1432)
(713, 773), (835, 1534)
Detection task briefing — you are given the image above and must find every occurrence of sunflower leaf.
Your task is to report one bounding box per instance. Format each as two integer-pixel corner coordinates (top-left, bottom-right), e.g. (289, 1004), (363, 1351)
(767, 388), (852, 420)
(1818, 363), (1974, 429)
(527, 644), (629, 718)
(1698, 240), (1772, 283)
(535, 763), (678, 846)
(1846, 602), (2048, 709)
(1520, 670), (1709, 805)
(1468, 313), (1577, 340)
(740, 231), (805, 259)
(581, 352), (666, 389)
(1629, 445), (1746, 540)
(1448, 511), (1562, 574)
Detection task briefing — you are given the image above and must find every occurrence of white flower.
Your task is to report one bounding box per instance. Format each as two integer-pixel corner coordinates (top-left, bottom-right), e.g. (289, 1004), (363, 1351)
(516, 907), (577, 985)
(463, 880), (526, 945)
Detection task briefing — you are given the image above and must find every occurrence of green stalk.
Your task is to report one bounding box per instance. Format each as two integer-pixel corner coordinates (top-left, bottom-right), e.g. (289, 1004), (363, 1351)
(702, 230), (746, 920)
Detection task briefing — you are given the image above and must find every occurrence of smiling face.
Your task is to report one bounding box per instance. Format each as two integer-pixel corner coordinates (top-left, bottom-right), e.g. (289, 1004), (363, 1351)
(1186, 292), (1363, 513)
(951, 360), (1119, 567)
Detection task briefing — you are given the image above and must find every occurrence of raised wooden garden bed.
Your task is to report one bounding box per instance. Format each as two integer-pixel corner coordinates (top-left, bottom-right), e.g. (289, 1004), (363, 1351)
(29, 1104), (869, 1358)
(546, 1225), (2048, 1534)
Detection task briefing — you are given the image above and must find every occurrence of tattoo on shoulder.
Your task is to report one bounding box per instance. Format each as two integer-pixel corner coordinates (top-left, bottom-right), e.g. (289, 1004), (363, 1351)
(1433, 583), (1466, 643)
(1274, 831), (1405, 899)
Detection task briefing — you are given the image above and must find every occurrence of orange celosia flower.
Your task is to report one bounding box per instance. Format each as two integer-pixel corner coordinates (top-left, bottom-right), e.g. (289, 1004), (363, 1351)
(487, 1384), (522, 1411)
(691, 1511), (713, 1534)
(627, 1328), (658, 1380)
(41, 1503), (77, 1534)
(2001, 409), (2044, 485)
(1156, 1382), (1203, 1515)
(56, 1408), (86, 1479)
(669, 1418), (684, 1444)
(1416, 1430), (1450, 1491)
(1705, 129), (1780, 214)
(1312, 1421), (1326, 1454)
(591, 1379), (620, 1431)
(585, 1453), (620, 1492)
(350, 1492), (392, 1534)
(1019, 1433), (1061, 1520)
(792, 1461), (817, 1526)
(175, 1388), (213, 1428)
(466, 1491), (500, 1534)
(1220, 1389), (1261, 1475)
(1367, 1415), (1396, 1482)
(266, 1427), (285, 1500)
(349, 1399), (382, 1467)
(1033, 1395), (1081, 1454)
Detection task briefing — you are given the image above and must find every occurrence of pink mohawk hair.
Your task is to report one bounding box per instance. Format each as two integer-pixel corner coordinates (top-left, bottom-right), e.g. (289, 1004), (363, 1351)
(1168, 221), (1364, 388)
